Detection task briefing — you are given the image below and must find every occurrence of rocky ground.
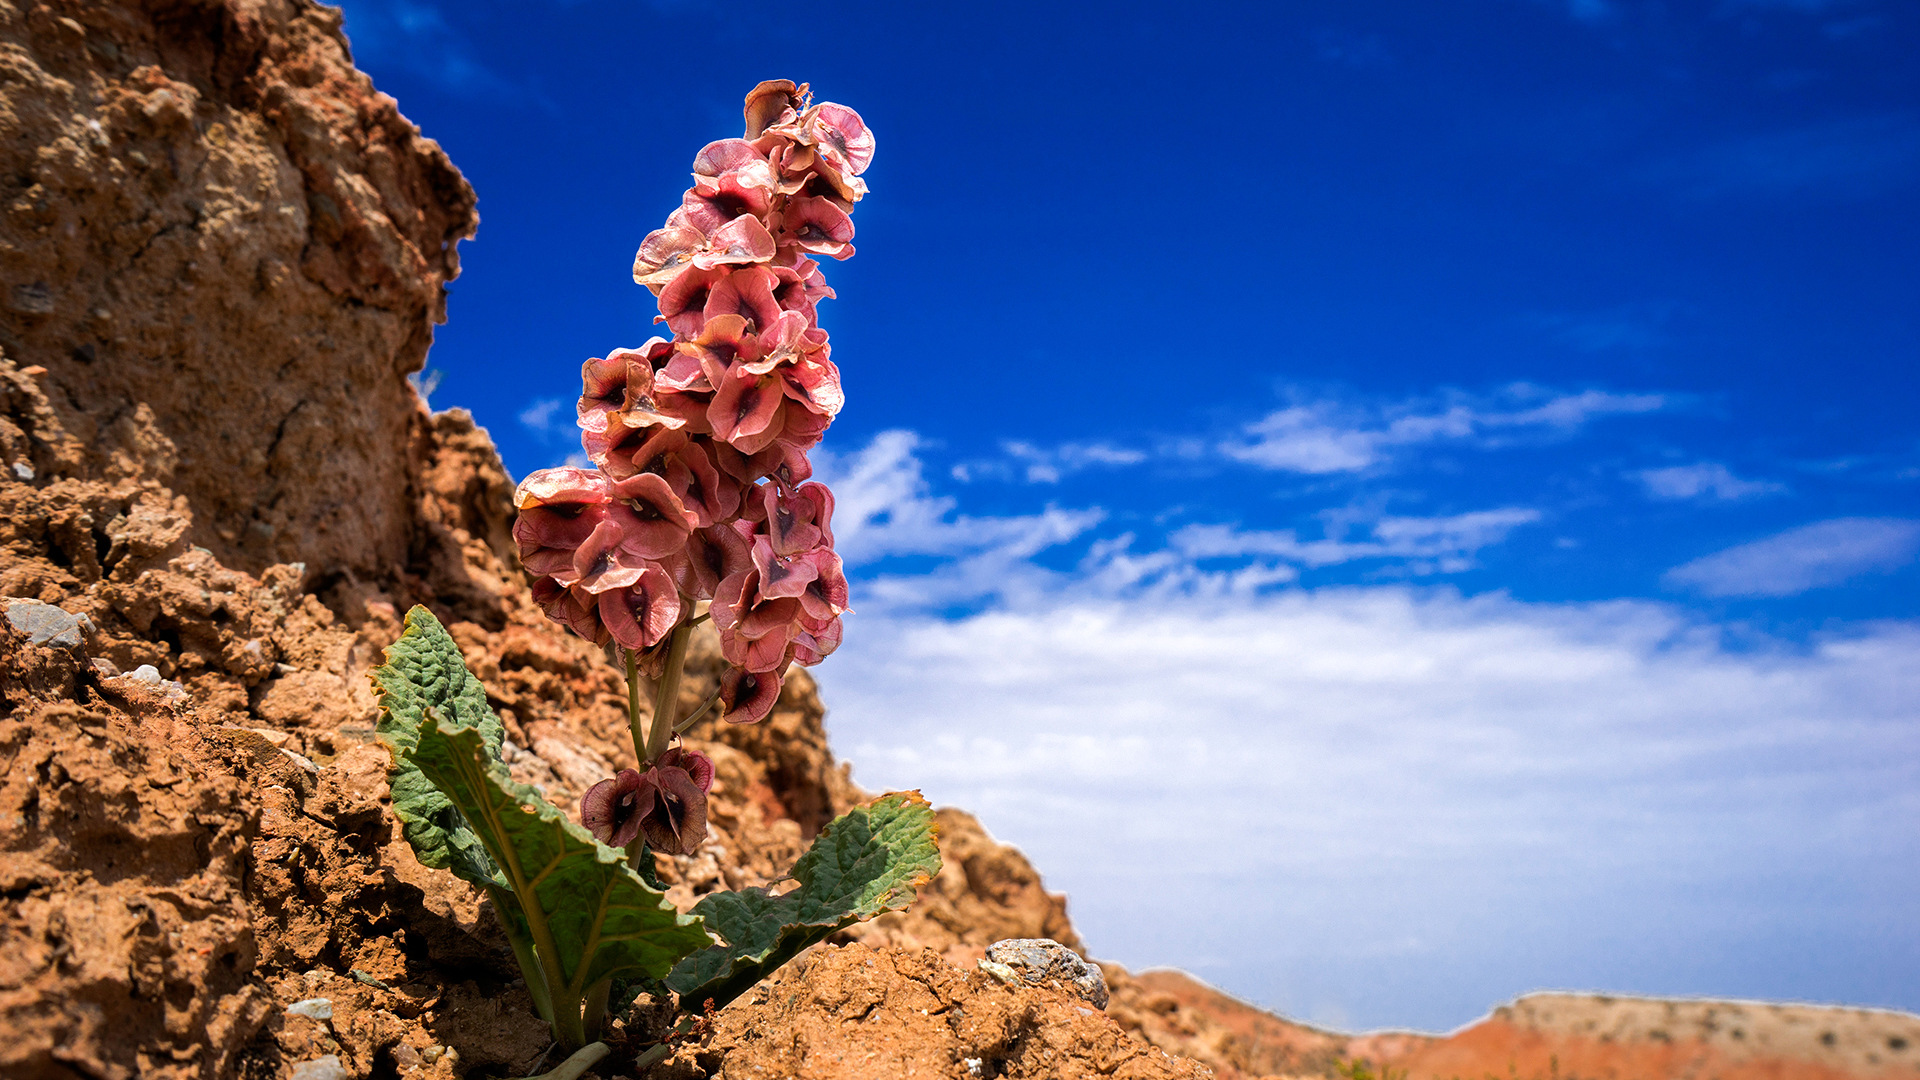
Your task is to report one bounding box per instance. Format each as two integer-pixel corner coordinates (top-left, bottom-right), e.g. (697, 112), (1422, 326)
(1, 2), (1915, 1079)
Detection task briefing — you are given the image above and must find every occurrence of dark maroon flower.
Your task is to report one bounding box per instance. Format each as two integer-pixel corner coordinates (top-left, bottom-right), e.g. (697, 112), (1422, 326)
(581, 768), (647, 847)
(579, 749), (715, 854)
(599, 562), (681, 650)
(717, 664), (783, 725)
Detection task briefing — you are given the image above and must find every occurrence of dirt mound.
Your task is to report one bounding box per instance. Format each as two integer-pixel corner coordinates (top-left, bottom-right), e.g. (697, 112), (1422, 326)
(1101, 968), (1920, 1080)
(0, 2), (1176, 1078)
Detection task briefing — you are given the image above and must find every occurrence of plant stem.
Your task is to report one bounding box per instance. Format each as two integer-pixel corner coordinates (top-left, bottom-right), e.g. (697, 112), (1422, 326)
(513, 1041), (610, 1080)
(581, 976), (613, 1043)
(624, 648), (648, 773)
(673, 685), (724, 735)
(644, 622), (693, 765)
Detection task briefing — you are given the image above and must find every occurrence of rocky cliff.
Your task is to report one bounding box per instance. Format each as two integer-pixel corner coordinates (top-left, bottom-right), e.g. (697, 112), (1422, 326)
(2, 3), (1914, 1080)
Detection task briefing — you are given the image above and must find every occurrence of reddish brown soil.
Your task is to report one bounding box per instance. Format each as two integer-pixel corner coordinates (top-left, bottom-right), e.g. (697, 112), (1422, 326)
(1, 3), (1913, 1080)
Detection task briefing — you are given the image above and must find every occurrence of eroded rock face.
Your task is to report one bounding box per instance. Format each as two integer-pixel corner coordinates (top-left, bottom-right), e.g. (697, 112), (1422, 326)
(0, 0), (475, 581)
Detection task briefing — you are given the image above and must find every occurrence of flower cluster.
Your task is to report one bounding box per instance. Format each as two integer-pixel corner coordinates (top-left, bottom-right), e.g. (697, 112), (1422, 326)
(514, 80), (867, 742)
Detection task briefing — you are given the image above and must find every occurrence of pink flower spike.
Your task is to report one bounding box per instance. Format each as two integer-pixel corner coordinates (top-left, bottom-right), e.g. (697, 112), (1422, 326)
(633, 220), (707, 289)
(581, 769), (651, 847)
(797, 549), (849, 621)
(780, 355), (845, 418)
(598, 563), (681, 650)
(693, 138), (768, 180)
(531, 576), (608, 645)
(607, 472), (698, 557)
(708, 371), (786, 454)
(804, 103), (875, 177)
(577, 353), (632, 435)
(567, 517), (651, 594)
(743, 79), (808, 140)
(717, 665), (782, 725)
(761, 483), (822, 556)
(657, 266), (725, 336)
(679, 522), (753, 600)
(789, 615), (842, 666)
(779, 196), (855, 260)
(692, 214), (778, 270)
(751, 534), (820, 599)
(514, 466), (612, 511)
(700, 266), (783, 334)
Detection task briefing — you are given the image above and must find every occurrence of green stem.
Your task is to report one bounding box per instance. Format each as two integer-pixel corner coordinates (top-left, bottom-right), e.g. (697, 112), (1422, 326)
(624, 648), (648, 773)
(513, 1041), (610, 1080)
(645, 622), (693, 765)
(493, 888), (555, 1024)
(673, 685), (724, 735)
(581, 976), (613, 1043)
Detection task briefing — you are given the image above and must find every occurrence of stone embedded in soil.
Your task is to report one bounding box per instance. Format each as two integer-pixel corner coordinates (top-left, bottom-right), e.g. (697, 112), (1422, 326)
(657, 942), (1209, 1080)
(982, 938), (1110, 1009)
(3, 598), (91, 646)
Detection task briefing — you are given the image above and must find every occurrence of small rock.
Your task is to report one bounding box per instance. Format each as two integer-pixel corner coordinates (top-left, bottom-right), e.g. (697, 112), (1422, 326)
(4, 600), (93, 647)
(289, 1056), (349, 1080)
(106, 663), (189, 702)
(8, 282), (53, 316)
(982, 938), (1110, 1009)
(285, 997), (333, 1020)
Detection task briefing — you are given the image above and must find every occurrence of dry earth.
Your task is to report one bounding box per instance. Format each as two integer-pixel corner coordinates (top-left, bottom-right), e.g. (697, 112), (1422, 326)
(0, 2), (1915, 1079)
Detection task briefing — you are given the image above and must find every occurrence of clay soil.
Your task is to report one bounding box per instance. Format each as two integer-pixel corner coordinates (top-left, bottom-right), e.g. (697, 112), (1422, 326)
(2, 3), (1916, 1079)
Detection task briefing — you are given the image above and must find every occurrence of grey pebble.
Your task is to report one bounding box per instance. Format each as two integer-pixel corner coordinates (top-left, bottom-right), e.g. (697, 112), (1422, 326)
(981, 938), (1109, 1009)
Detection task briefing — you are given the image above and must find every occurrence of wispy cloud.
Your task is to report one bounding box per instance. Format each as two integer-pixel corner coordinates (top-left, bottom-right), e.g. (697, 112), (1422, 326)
(1637, 462), (1785, 502)
(1173, 508), (1542, 574)
(518, 397), (567, 437)
(1221, 386), (1665, 474)
(1665, 517), (1920, 597)
(956, 440), (1149, 484)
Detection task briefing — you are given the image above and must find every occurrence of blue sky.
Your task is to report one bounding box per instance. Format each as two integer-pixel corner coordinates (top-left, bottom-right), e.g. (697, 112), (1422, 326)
(334, 0), (1919, 1032)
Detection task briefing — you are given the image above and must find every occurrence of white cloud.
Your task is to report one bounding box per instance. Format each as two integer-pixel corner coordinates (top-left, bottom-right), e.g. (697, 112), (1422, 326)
(1221, 386), (1665, 474)
(1172, 508), (1542, 572)
(1637, 462), (1785, 501)
(817, 589), (1920, 1031)
(1665, 518), (1920, 597)
(999, 440), (1148, 484)
(518, 397), (566, 437)
(802, 432), (1920, 1029)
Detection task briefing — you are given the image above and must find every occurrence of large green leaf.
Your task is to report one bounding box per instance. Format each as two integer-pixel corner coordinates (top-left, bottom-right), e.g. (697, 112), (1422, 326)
(372, 605), (507, 889)
(407, 718), (714, 990)
(666, 792), (941, 1010)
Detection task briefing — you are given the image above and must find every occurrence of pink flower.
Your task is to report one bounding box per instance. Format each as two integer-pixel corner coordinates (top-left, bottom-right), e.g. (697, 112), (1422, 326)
(598, 562), (681, 650)
(804, 103), (875, 177)
(701, 266), (784, 335)
(579, 747), (715, 854)
(514, 467), (612, 578)
(743, 79), (807, 141)
(778, 195), (855, 260)
(717, 665), (783, 725)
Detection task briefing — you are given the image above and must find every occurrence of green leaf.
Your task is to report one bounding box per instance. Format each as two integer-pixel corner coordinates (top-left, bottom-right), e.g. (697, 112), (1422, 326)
(666, 791), (942, 1010)
(407, 718), (714, 991)
(372, 605), (508, 889)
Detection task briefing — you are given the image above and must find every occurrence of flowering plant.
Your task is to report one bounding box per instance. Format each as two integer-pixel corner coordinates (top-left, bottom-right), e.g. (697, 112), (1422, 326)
(374, 82), (939, 1069)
